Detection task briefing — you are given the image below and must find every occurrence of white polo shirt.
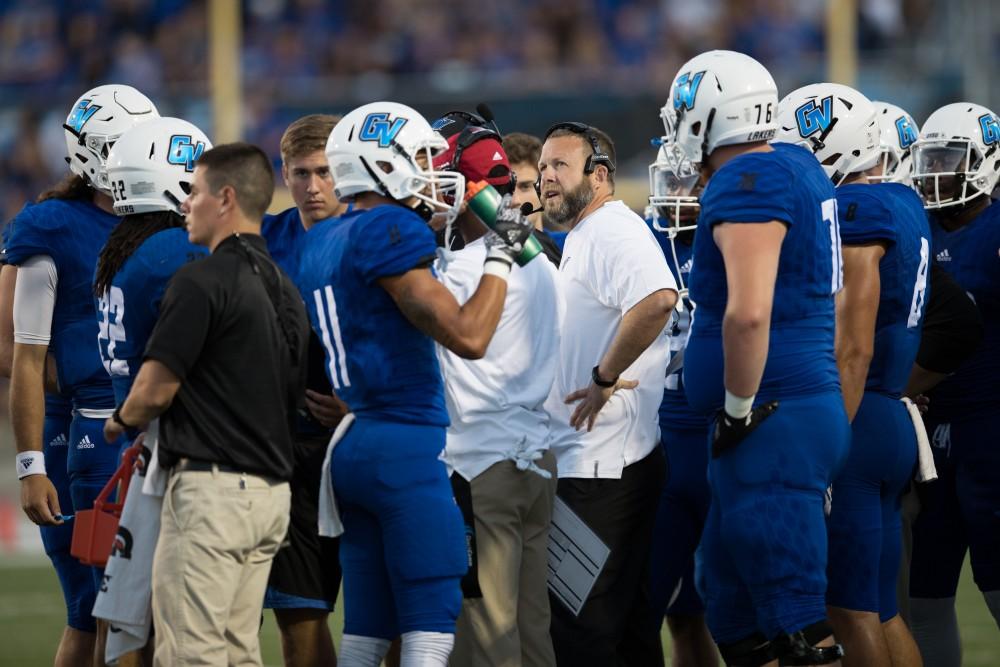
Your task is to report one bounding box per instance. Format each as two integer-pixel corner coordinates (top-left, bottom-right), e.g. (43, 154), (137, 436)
(544, 200), (676, 479)
(434, 238), (562, 482)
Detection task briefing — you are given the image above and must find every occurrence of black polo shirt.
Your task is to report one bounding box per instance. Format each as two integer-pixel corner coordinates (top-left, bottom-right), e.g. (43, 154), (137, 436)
(144, 233), (309, 480)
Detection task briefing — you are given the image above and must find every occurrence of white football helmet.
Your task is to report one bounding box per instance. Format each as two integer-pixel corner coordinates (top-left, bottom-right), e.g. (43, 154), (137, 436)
(326, 101), (465, 223)
(870, 101), (920, 184)
(648, 138), (700, 295)
(106, 117), (212, 216)
(912, 102), (1000, 210)
(775, 83), (880, 186)
(63, 85), (159, 195)
(661, 50), (778, 174)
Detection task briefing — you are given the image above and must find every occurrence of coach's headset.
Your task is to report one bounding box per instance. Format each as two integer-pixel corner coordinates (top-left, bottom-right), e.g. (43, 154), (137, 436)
(432, 109), (514, 197)
(534, 121), (617, 199)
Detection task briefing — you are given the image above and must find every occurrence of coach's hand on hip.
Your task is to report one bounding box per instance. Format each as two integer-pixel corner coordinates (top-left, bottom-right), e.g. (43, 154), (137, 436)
(565, 365), (638, 432)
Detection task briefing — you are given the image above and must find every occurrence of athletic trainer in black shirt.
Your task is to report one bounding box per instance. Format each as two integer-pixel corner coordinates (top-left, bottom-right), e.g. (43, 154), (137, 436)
(103, 142), (309, 664)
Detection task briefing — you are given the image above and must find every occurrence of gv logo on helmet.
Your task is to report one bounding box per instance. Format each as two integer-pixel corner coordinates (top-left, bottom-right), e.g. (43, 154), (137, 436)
(795, 96), (834, 138)
(66, 99), (102, 134)
(673, 71), (705, 112)
(979, 114), (1000, 146)
(895, 116), (918, 149)
(167, 134), (206, 172)
(359, 112), (409, 148)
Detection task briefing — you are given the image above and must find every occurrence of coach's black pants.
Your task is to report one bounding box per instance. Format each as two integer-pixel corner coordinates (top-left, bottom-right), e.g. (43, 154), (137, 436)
(550, 446), (667, 667)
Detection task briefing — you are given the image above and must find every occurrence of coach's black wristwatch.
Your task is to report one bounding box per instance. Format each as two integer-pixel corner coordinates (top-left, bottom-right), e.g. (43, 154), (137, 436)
(592, 365), (618, 388)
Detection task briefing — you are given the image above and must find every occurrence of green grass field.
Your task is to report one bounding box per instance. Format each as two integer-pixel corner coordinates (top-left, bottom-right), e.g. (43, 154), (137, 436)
(0, 554), (995, 666)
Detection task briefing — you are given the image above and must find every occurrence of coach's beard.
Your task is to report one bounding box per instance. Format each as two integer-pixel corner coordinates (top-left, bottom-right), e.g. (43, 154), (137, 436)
(543, 179), (594, 228)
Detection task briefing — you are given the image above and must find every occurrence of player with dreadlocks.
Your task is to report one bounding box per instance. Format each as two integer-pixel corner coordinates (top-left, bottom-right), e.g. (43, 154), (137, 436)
(93, 116), (211, 422)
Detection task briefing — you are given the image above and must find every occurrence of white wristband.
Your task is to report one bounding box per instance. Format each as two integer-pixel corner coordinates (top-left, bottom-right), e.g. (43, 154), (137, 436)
(483, 257), (512, 280)
(16, 451), (46, 480)
(724, 390), (754, 420)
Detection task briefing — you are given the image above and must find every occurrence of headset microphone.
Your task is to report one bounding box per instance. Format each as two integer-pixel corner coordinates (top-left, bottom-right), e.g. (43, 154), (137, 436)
(520, 202), (543, 217)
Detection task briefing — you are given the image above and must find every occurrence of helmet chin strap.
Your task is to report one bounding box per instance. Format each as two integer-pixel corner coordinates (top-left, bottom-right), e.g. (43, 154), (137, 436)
(411, 201), (433, 221)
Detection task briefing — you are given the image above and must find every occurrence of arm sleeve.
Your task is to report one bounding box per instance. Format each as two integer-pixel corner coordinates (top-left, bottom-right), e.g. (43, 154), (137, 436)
(13, 255), (56, 345)
(354, 208), (438, 285)
(595, 219), (678, 314)
(916, 263), (984, 373)
(143, 269), (213, 381)
(837, 190), (895, 246)
(699, 156), (796, 227)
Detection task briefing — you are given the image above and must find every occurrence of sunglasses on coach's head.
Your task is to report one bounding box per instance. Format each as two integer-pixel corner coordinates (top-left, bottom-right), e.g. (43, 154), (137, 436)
(544, 122), (616, 175)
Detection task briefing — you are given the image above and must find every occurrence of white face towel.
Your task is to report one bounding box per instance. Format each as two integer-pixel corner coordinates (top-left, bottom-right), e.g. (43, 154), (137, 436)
(318, 413), (356, 538)
(902, 397), (937, 483)
(141, 419), (167, 498)
(92, 447), (162, 664)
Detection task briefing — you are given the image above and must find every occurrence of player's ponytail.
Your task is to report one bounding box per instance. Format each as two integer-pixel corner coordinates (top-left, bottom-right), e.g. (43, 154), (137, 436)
(93, 211), (184, 297)
(36, 174), (92, 203)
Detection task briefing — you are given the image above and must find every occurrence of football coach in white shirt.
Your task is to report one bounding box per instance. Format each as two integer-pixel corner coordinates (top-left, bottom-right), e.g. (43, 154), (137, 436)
(539, 122), (677, 666)
(431, 114), (562, 667)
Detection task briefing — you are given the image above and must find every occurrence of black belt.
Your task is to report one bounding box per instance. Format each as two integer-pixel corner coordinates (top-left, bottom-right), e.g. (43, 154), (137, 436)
(174, 458), (243, 474)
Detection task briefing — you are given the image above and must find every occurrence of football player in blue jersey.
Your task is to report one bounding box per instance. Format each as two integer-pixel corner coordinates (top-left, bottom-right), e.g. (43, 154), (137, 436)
(94, 116), (211, 411)
(645, 138), (718, 667)
(907, 102), (1000, 666)
(667, 51), (850, 665)
(296, 101), (536, 667)
(0, 231), (81, 664)
(261, 113), (349, 667)
(7, 84), (158, 667)
(777, 83), (928, 667)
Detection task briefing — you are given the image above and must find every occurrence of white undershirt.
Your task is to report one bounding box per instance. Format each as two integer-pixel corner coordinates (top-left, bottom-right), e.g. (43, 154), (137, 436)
(13, 255), (57, 345)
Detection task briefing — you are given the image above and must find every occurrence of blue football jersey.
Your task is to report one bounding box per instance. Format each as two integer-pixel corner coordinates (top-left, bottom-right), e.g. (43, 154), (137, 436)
(96, 227), (208, 404)
(837, 183), (931, 397)
(262, 207), (308, 280)
(927, 198), (1000, 419)
(296, 205), (448, 426)
(645, 219), (703, 430)
(1, 219), (73, 418)
(5, 199), (119, 409)
(684, 143), (841, 414)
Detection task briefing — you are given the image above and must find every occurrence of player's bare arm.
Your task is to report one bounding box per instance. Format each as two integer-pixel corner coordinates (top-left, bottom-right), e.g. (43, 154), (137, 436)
(12, 342), (60, 525)
(379, 266), (508, 360)
(835, 243), (885, 421)
(715, 220), (785, 398)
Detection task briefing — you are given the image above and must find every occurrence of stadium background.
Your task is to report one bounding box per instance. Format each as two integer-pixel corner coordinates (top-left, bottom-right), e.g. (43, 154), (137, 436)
(0, 1), (996, 664)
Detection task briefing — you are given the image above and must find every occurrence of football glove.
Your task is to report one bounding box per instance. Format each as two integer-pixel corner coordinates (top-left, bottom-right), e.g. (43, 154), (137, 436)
(711, 400), (779, 458)
(486, 197), (535, 263)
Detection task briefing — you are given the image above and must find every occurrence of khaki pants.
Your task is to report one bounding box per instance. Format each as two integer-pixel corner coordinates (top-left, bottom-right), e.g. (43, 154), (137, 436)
(152, 467), (291, 666)
(451, 451), (558, 667)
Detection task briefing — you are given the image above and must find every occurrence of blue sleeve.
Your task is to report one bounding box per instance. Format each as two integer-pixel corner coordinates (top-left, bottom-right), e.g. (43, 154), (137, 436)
(699, 154), (796, 227)
(353, 207), (438, 284)
(4, 204), (55, 266)
(837, 189), (895, 246)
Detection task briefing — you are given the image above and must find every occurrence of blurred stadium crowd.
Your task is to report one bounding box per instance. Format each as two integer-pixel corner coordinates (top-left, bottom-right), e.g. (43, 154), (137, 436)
(0, 0), (939, 222)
